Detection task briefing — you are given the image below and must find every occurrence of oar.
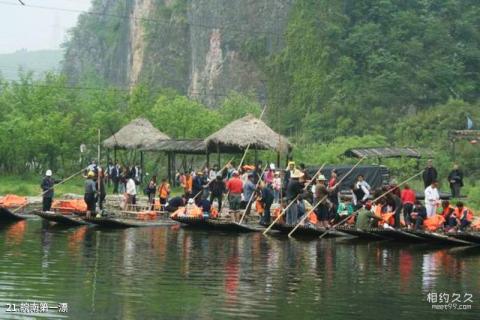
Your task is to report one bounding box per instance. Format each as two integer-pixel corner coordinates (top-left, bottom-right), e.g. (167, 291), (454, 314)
(287, 156), (366, 237)
(238, 164), (269, 224)
(318, 170), (424, 239)
(12, 167), (88, 213)
(192, 157), (234, 201)
(263, 163), (326, 235)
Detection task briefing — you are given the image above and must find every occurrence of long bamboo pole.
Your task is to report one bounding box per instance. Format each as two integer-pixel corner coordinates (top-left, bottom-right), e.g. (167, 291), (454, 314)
(12, 167), (88, 213)
(287, 156), (366, 237)
(238, 164), (269, 224)
(318, 170), (424, 239)
(263, 163), (327, 235)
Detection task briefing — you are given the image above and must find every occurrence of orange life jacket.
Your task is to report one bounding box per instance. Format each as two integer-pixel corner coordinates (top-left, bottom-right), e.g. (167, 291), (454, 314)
(423, 215), (445, 231)
(137, 211), (157, 220)
(170, 206), (201, 218)
(374, 205), (394, 226)
(308, 211), (318, 224)
(272, 207), (285, 223)
(211, 207), (219, 218)
(472, 219), (480, 231)
(0, 194), (28, 208)
(454, 207), (474, 222)
(256, 200), (264, 215)
(158, 183), (170, 199)
(441, 205), (455, 218)
(183, 177), (192, 192)
(52, 199), (87, 214)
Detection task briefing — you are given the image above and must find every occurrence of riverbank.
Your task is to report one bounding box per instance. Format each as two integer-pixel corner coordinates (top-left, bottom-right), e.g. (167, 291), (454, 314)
(0, 175), (184, 199)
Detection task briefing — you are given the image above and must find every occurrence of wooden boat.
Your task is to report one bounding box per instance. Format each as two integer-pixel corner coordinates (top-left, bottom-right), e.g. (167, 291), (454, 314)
(271, 223), (346, 238)
(85, 216), (177, 228)
(171, 215), (264, 233)
(335, 226), (390, 240)
(444, 232), (480, 245)
(405, 230), (473, 246)
(0, 207), (35, 222)
(35, 211), (90, 226)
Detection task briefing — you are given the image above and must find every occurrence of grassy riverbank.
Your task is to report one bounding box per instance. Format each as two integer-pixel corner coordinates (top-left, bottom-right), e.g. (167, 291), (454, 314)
(0, 175), (85, 197)
(0, 175), (185, 198)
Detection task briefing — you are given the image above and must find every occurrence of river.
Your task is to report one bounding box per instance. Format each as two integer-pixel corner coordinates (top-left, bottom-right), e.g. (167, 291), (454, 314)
(0, 219), (478, 319)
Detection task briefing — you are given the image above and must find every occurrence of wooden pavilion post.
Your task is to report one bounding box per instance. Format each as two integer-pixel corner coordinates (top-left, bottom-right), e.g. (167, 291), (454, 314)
(167, 152), (172, 185)
(140, 151), (144, 183)
(217, 144), (221, 167)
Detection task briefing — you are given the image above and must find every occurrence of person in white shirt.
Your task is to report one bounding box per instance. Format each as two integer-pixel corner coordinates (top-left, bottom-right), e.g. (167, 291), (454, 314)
(356, 175), (371, 192)
(424, 180), (440, 218)
(126, 175), (137, 210)
(351, 182), (370, 207)
(209, 165), (218, 181)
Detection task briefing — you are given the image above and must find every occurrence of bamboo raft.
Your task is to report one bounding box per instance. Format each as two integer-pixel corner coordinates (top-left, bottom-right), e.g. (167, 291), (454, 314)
(448, 232), (480, 244)
(85, 215), (177, 228)
(171, 216), (264, 233)
(405, 230), (474, 246)
(368, 228), (426, 242)
(0, 207), (36, 222)
(335, 226), (390, 240)
(334, 226), (475, 246)
(35, 211), (90, 226)
(271, 223), (346, 238)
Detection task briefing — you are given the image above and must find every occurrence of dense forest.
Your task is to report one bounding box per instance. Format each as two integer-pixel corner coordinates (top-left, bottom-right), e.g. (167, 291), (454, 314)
(0, 0), (479, 198)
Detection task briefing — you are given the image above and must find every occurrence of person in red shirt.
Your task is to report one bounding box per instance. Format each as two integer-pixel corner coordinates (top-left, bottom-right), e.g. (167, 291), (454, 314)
(226, 171), (243, 221)
(401, 184), (416, 228)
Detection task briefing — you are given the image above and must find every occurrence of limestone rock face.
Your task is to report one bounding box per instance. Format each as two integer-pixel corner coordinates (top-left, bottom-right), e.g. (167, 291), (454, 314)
(62, 0), (293, 106)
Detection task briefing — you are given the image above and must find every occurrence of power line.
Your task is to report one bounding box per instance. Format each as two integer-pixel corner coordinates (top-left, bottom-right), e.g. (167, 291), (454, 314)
(0, 0), (283, 37)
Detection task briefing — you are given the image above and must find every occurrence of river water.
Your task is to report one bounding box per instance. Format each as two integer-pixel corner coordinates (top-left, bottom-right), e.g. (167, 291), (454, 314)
(0, 219), (478, 319)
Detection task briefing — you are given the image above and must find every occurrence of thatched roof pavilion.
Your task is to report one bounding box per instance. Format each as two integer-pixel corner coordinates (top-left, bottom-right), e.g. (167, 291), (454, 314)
(204, 115), (292, 153)
(103, 118), (170, 150)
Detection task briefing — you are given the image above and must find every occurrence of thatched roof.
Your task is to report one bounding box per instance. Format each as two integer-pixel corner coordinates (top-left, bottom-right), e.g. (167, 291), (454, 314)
(204, 115), (292, 153)
(142, 139), (207, 154)
(103, 118), (170, 150)
(344, 147), (421, 159)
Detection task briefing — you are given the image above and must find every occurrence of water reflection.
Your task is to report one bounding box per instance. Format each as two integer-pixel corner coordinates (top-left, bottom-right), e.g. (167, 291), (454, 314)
(0, 220), (478, 319)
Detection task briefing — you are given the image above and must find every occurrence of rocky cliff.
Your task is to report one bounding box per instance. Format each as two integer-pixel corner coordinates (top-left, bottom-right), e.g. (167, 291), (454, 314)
(62, 0), (293, 106)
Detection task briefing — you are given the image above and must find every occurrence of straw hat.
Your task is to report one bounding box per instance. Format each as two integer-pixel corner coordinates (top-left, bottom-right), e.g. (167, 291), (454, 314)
(270, 163), (276, 170)
(45, 170), (52, 177)
(317, 174), (326, 181)
(87, 171), (95, 178)
(291, 169), (304, 179)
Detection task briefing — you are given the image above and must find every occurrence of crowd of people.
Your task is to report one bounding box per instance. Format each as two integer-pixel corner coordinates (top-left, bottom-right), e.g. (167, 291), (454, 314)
(39, 157), (474, 232)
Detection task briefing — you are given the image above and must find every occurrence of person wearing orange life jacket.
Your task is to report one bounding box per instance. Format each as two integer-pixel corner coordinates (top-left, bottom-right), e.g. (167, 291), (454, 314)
(441, 200), (455, 230)
(181, 171), (193, 198)
(158, 178), (171, 208)
(453, 201), (474, 231)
